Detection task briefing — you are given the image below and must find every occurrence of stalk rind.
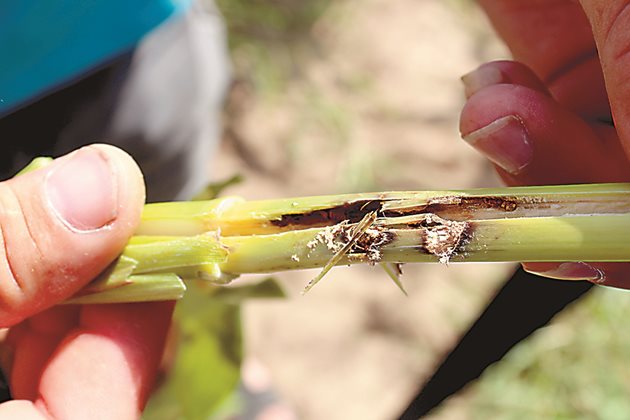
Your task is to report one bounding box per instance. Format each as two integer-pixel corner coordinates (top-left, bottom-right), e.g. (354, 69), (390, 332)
(69, 183), (630, 302)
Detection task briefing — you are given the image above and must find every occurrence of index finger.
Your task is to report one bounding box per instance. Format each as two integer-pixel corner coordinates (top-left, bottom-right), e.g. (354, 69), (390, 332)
(7, 302), (173, 419)
(579, 0), (630, 155)
(478, 0), (609, 119)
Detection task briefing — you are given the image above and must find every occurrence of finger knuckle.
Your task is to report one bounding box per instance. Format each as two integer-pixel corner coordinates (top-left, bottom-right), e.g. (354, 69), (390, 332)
(0, 184), (46, 324)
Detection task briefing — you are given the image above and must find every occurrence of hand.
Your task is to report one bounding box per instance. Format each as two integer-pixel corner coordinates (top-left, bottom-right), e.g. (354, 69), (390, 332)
(0, 145), (173, 419)
(459, 1), (630, 288)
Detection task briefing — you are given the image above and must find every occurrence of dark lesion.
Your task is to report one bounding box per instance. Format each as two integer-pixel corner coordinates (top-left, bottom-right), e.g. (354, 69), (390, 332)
(270, 194), (528, 230)
(270, 199), (384, 228)
(413, 214), (472, 263)
(382, 196), (521, 220)
(268, 194), (532, 262)
(463, 196), (518, 212)
(350, 226), (396, 263)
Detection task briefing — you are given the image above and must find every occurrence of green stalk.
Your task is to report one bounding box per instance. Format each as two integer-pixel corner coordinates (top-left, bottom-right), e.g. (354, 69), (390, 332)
(66, 273), (186, 304)
(73, 182), (630, 302)
(138, 183), (630, 234)
(132, 182), (630, 276)
(215, 214), (630, 273)
(125, 234), (229, 280)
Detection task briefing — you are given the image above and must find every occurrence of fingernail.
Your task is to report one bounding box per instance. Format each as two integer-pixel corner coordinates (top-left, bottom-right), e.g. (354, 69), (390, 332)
(461, 66), (504, 98)
(462, 115), (533, 174)
(525, 262), (604, 282)
(46, 148), (118, 231)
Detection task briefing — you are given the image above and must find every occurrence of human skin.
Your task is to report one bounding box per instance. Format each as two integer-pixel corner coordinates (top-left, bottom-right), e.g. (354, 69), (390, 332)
(460, 0), (630, 288)
(0, 145), (173, 419)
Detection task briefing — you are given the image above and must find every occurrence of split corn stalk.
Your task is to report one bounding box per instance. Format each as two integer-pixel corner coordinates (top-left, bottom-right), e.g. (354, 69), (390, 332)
(68, 182), (630, 303)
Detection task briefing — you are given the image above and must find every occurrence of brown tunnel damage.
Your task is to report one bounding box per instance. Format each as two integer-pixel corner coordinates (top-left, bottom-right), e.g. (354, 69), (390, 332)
(270, 194), (526, 229)
(269, 194), (521, 263)
(305, 215), (398, 265)
(271, 199), (383, 227)
(409, 214), (470, 263)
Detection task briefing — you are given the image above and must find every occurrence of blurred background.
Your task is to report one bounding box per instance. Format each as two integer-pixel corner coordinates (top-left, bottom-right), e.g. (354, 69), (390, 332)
(204, 0), (630, 419)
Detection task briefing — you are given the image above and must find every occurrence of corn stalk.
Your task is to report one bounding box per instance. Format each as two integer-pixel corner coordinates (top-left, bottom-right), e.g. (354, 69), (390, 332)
(68, 182), (630, 303)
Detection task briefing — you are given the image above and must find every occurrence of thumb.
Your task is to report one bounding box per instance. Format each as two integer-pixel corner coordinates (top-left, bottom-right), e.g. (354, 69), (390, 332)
(580, 1), (630, 154)
(0, 144), (145, 327)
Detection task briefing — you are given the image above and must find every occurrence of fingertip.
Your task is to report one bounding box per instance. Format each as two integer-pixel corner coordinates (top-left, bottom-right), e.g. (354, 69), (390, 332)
(75, 144), (146, 234)
(524, 262), (630, 290)
(0, 400), (48, 420)
(87, 144), (146, 212)
(42, 143), (145, 235)
(459, 84), (544, 138)
(35, 302), (174, 419)
(37, 331), (143, 419)
(461, 60), (549, 99)
(461, 64), (504, 99)
(0, 145), (147, 326)
(522, 262), (603, 282)
(462, 114), (532, 175)
(460, 83), (629, 185)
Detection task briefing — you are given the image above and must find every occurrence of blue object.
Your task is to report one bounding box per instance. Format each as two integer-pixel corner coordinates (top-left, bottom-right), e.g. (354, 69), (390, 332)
(0, 0), (191, 115)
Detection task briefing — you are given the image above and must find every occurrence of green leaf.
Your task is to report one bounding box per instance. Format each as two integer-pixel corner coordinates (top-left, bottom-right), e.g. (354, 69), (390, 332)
(143, 282), (243, 420)
(193, 174), (244, 201)
(211, 277), (286, 303)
